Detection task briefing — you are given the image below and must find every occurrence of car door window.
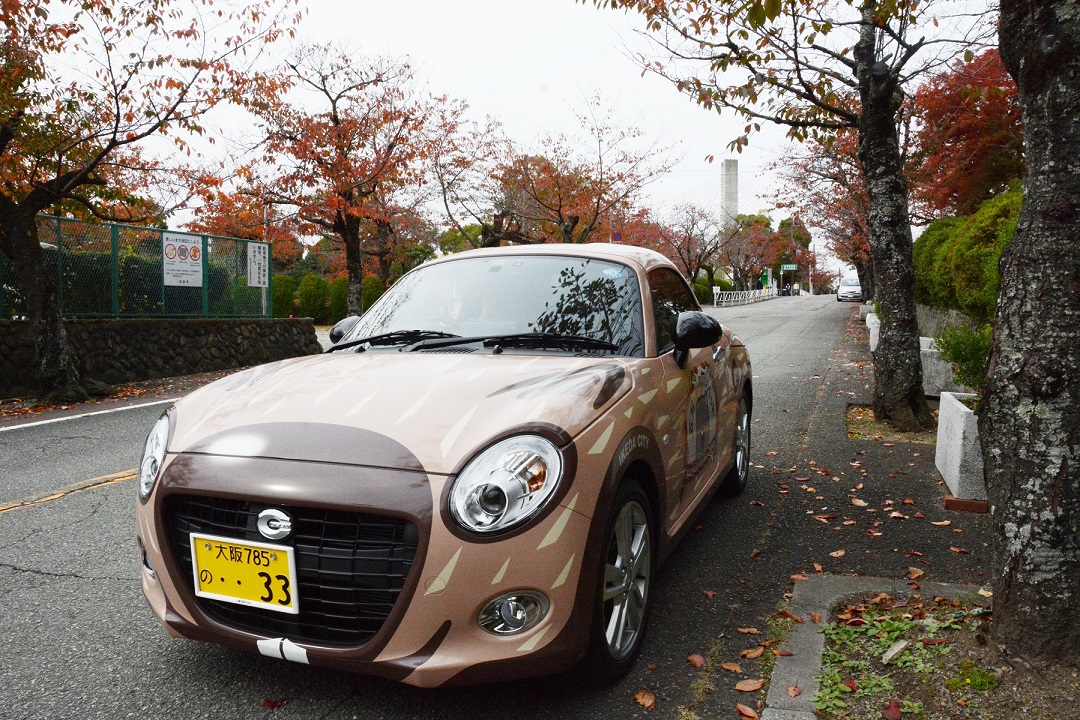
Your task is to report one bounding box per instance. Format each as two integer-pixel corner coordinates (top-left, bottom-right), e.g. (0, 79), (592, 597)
(648, 268), (699, 355)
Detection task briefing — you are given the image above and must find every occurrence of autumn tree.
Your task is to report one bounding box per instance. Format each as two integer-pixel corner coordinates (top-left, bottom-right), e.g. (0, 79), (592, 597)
(239, 46), (435, 314)
(909, 49), (1023, 220)
(185, 188), (304, 271)
(0, 0), (294, 400)
(980, 1), (1080, 669)
(773, 132), (875, 298)
(432, 95), (672, 247)
(653, 204), (729, 285)
(722, 213), (779, 290)
(589, 0), (993, 431)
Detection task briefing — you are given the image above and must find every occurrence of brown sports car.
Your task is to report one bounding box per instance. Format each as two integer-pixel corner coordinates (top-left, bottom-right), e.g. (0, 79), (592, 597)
(136, 243), (752, 687)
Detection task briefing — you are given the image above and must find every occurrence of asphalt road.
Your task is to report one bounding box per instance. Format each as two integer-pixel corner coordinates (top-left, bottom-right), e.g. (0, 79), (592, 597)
(0, 295), (881, 720)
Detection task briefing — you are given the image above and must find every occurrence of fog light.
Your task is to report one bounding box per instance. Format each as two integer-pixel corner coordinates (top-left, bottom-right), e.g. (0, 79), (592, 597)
(478, 591), (549, 635)
(138, 539), (156, 580)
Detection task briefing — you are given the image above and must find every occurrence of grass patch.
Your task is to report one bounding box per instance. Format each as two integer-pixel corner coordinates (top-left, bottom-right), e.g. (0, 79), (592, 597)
(845, 405), (937, 445)
(814, 592), (1080, 719)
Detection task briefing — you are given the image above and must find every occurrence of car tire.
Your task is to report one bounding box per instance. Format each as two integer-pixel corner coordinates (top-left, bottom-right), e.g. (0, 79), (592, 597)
(720, 395), (751, 496)
(580, 481), (654, 684)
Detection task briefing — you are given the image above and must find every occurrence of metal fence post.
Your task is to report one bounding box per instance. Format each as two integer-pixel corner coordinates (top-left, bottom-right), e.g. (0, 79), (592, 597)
(56, 217), (64, 314)
(110, 223), (120, 317)
(267, 254), (273, 318)
(201, 235), (209, 317)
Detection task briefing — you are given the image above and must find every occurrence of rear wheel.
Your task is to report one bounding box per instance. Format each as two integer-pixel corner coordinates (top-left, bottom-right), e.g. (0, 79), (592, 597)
(581, 481), (654, 683)
(721, 395), (751, 496)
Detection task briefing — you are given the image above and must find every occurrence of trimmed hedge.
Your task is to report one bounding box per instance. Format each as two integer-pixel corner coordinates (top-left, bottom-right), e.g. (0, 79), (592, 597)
(272, 274), (296, 318)
(328, 276), (349, 323)
(912, 185), (1022, 323)
(297, 274), (329, 323)
(362, 276), (385, 312)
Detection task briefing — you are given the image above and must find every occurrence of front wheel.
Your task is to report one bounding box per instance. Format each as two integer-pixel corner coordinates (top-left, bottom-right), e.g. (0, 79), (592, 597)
(579, 482), (654, 683)
(720, 395), (751, 496)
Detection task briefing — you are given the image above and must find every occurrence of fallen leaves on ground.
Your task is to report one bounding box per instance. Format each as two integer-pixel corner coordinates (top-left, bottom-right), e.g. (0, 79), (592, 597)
(261, 698), (288, 710)
(908, 567), (926, 581)
(829, 549), (846, 558)
(788, 685), (802, 698)
(634, 690), (656, 709)
(738, 627), (761, 635)
(702, 589), (717, 599)
(687, 654), (706, 668)
(776, 609), (804, 623)
(735, 678), (764, 692)
(720, 661), (743, 673)
(740, 646), (765, 659)
(736, 703), (759, 719)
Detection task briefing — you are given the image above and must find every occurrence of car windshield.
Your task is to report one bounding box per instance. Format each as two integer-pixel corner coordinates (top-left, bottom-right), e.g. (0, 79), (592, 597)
(344, 254), (645, 356)
(841, 278), (860, 286)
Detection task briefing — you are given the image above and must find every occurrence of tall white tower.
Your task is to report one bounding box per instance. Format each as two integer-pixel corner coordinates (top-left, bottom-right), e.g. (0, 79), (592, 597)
(721, 159), (739, 228)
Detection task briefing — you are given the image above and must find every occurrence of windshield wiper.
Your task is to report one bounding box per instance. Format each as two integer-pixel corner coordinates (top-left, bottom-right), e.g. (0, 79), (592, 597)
(326, 329), (460, 353)
(410, 332), (617, 353)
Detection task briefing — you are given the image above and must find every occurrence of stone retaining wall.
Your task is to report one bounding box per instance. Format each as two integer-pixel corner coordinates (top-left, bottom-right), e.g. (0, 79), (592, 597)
(0, 318), (322, 398)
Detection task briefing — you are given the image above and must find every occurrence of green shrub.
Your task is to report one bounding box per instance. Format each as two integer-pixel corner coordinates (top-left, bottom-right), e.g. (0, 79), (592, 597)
(713, 277), (734, 292)
(297, 274), (329, 323)
(272, 274), (295, 318)
(936, 322), (993, 391)
(361, 275), (385, 312)
(693, 276), (712, 304)
(328, 276), (349, 322)
(911, 186), (1021, 322)
(950, 185), (1022, 322)
(913, 216), (964, 310)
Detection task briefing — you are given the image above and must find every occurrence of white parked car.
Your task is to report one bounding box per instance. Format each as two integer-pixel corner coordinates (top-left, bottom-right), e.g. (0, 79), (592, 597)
(837, 277), (862, 302)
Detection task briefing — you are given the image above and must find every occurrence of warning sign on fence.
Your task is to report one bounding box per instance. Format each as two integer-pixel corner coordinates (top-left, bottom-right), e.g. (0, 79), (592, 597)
(247, 242), (269, 288)
(163, 232), (204, 287)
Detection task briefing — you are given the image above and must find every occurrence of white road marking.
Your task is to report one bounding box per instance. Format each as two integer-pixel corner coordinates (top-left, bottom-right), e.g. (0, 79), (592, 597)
(0, 399), (173, 433)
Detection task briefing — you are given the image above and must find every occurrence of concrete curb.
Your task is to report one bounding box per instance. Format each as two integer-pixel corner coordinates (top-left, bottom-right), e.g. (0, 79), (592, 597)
(760, 575), (991, 720)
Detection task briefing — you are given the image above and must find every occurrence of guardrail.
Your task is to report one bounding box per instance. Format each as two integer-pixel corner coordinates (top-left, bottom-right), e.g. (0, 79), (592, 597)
(712, 288), (778, 307)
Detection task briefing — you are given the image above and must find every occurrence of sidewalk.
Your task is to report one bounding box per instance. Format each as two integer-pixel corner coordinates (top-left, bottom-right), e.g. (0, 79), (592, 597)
(741, 311), (993, 718)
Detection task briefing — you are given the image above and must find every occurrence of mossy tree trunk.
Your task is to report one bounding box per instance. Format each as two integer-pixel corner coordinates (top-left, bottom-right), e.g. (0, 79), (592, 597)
(983, 0), (1080, 668)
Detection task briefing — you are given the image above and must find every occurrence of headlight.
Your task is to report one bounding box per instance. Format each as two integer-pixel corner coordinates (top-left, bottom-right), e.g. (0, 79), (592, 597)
(139, 413), (170, 500)
(449, 435), (563, 534)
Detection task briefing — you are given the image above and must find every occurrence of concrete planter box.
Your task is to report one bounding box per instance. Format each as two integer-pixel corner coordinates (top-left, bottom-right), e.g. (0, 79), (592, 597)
(920, 337), (970, 397)
(934, 392), (986, 500)
(866, 312), (880, 351)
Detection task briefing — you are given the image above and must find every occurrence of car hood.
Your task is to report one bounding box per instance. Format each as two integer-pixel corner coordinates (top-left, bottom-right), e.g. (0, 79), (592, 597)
(168, 351), (635, 475)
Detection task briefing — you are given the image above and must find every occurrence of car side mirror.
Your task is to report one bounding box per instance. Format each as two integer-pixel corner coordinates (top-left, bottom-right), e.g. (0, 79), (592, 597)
(672, 311), (723, 368)
(329, 315), (361, 344)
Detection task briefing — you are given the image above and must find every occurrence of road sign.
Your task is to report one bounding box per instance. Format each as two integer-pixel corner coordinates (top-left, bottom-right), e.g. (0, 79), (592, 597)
(781, 263), (797, 271)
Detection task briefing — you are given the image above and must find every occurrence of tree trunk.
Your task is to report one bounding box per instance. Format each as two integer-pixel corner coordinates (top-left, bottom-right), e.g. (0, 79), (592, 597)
(853, 257), (874, 302)
(0, 210), (88, 401)
(983, 0), (1080, 668)
(344, 242), (364, 317)
(855, 4), (934, 431)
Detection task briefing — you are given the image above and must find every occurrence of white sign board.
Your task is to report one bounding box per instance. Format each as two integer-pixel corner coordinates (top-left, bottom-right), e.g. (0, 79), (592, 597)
(247, 242), (270, 288)
(163, 232), (204, 287)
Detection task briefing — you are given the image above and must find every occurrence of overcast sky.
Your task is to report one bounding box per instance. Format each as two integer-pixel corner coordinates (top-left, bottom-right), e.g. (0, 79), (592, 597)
(298, 0), (794, 224)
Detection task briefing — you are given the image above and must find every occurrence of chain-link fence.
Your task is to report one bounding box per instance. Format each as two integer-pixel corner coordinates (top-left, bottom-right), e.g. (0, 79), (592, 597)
(0, 217), (272, 319)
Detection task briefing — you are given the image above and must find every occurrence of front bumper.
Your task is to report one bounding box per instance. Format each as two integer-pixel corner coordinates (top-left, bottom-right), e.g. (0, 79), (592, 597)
(137, 452), (595, 687)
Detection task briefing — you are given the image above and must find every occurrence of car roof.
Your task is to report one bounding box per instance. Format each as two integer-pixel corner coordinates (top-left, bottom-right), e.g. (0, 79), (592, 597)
(425, 242), (677, 275)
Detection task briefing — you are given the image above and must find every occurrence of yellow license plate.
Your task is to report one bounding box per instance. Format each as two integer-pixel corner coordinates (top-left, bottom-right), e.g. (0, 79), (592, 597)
(190, 533), (299, 614)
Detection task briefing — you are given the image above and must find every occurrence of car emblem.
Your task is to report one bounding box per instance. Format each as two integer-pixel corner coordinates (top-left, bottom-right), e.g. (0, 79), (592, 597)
(257, 508), (292, 541)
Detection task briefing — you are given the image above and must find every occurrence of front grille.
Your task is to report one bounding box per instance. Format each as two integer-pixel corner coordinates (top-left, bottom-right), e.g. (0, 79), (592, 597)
(165, 495), (419, 647)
